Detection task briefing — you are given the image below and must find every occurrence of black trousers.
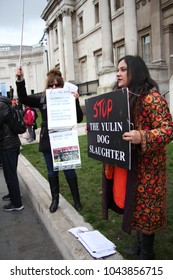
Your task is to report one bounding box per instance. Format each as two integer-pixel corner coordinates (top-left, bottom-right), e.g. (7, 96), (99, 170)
(0, 149), (22, 207)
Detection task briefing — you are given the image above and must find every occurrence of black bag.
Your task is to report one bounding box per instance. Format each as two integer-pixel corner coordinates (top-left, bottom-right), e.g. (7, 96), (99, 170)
(8, 105), (26, 134)
(0, 97), (26, 135)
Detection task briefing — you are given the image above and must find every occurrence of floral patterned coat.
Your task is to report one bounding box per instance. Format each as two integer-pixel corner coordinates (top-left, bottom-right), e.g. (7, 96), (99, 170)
(102, 90), (173, 234)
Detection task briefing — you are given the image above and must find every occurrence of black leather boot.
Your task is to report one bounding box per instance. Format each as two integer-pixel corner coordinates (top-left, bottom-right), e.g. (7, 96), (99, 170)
(124, 232), (142, 256)
(140, 233), (155, 260)
(48, 176), (59, 213)
(67, 176), (83, 211)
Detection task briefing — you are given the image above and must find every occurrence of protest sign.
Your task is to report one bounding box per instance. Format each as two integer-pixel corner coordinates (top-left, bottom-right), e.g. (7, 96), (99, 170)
(85, 88), (131, 170)
(49, 130), (81, 171)
(46, 88), (81, 170)
(46, 88), (77, 130)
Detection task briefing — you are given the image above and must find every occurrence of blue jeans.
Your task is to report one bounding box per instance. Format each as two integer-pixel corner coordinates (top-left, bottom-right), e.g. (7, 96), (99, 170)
(43, 151), (76, 180)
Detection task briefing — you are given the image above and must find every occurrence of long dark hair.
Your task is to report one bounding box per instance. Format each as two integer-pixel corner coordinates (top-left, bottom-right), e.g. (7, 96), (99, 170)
(114, 55), (159, 113)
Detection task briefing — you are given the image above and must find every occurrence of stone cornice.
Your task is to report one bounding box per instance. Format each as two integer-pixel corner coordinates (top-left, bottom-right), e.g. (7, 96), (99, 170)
(162, 0), (173, 11)
(41, 0), (65, 20)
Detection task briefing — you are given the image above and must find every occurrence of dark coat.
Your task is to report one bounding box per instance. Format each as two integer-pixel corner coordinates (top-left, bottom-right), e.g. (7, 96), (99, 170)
(16, 80), (83, 152)
(102, 90), (173, 235)
(0, 96), (21, 150)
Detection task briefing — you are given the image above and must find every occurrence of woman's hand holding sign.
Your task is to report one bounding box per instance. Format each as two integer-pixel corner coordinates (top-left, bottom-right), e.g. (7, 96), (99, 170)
(122, 130), (141, 144)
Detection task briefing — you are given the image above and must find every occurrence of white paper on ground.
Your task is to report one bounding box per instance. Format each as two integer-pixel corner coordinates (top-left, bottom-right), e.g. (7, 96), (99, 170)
(68, 227), (89, 238)
(68, 227), (116, 258)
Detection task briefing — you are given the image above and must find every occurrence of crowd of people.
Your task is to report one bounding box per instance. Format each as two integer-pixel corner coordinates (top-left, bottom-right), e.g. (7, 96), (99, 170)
(0, 55), (173, 260)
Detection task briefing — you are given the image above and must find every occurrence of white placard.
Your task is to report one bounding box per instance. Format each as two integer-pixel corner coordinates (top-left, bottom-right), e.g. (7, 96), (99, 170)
(49, 130), (81, 171)
(64, 81), (78, 92)
(46, 88), (77, 130)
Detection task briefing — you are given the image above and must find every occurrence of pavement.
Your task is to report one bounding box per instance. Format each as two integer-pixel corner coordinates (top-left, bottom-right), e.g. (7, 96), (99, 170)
(0, 167), (63, 260)
(0, 123), (124, 260)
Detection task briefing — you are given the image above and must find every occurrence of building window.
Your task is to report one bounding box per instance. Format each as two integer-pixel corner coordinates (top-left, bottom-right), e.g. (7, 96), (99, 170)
(79, 13), (84, 35)
(95, 2), (99, 24)
(79, 56), (87, 82)
(142, 34), (151, 63)
(0, 46), (10, 52)
(115, 0), (124, 11)
(114, 41), (125, 65)
(94, 50), (102, 77)
(55, 28), (58, 46)
(117, 45), (125, 61)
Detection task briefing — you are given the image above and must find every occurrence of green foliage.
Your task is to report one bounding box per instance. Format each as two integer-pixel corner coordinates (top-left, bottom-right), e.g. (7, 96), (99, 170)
(36, 111), (42, 128)
(21, 138), (173, 260)
(82, 115), (86, 123)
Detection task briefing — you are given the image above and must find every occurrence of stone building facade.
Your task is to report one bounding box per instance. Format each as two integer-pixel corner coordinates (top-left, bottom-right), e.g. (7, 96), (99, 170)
(0, 45), (47, 97)
(0, 1), (173, 114)
(41, 0), (173, 112)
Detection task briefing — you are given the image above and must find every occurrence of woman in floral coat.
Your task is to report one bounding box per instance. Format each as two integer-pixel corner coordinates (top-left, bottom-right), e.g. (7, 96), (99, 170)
(102, 55), (173, 259)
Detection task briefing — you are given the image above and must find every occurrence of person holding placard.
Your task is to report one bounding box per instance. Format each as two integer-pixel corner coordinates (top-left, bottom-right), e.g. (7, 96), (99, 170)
(16, 67), (83, 213)
(102, 55), (173, 259)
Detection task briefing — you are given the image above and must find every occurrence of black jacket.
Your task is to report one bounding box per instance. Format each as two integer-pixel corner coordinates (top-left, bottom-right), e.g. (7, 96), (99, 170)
(0, 96), (21, 151)
(16, 80), (83, 152)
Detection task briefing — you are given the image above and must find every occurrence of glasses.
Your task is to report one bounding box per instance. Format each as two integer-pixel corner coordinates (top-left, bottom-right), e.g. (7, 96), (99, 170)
(48, 83), (59, 88)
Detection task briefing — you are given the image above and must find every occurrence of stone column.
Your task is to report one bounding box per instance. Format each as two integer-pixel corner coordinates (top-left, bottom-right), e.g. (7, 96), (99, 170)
(62, 8), (75, 82)
(47, 26), (54, 69)
(151, 0), (164, 63)
(56, 13), (66, 78)
(44, 27), (50, 72)
(98, 0), (115, 94)
(100, 0), (114, 69)
(124, 0), (137, 55)
(164, 25), (173, 78)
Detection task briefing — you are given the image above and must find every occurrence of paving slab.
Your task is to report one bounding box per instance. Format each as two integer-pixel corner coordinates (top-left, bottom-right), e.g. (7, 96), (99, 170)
(0, 124), (123, 260)
(0, 168), (63, 260)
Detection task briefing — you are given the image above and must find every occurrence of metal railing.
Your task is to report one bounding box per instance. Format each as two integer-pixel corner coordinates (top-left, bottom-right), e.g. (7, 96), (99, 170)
(77, 80), (99, 96)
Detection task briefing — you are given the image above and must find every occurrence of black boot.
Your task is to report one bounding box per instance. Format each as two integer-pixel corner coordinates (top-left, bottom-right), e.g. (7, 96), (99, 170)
(48, 176), (59, 213)
(67, 176), (83, 211)
(140, 233), (155, 260)
(124, 232), (142, 256)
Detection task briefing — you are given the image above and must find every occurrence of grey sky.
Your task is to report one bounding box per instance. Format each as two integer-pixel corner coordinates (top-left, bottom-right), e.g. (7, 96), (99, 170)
(0, 0), (46, 45)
